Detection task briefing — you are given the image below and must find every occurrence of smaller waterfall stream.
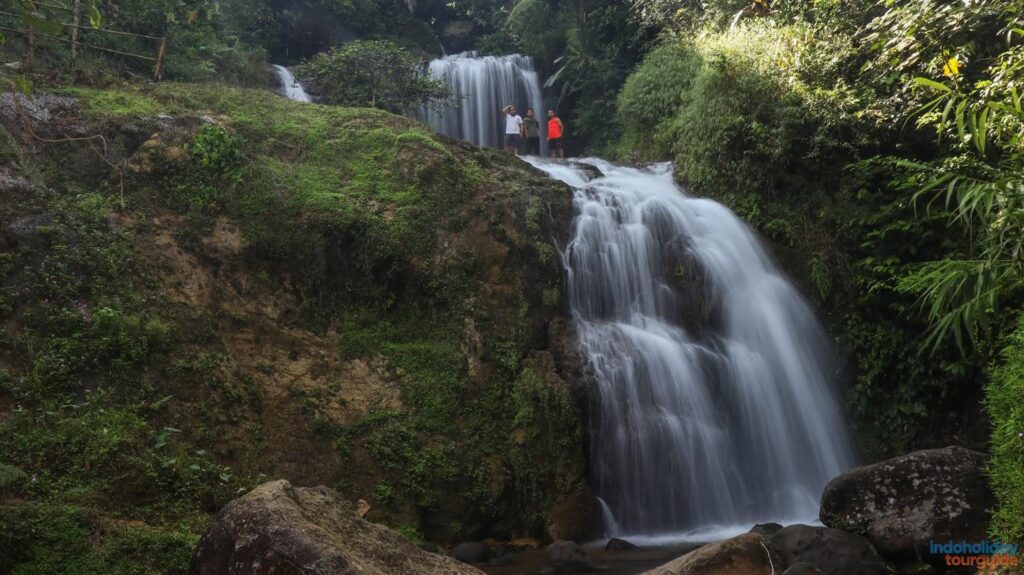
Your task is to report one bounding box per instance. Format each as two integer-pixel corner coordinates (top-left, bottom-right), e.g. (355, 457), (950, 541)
(273, 65), (312, 103)
(423, 53), (545, 153)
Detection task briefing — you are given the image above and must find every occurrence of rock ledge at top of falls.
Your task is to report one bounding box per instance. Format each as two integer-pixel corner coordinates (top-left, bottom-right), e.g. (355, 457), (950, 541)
(189, 480), (484, 575)
(819, 446), (994, 561)
(642, 532), (787, 575)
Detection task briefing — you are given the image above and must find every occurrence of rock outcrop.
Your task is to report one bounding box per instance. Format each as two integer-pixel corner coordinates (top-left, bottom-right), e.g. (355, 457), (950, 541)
(819, 446), (994, 560)
(643, 532), (786, 575)
(189, 480), (484, 575)
(542, 540), (595, 573)
(769, 525), (892, 575)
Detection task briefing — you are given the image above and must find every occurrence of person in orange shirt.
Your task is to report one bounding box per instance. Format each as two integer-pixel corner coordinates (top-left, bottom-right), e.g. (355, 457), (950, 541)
(547, 109), (565, 159)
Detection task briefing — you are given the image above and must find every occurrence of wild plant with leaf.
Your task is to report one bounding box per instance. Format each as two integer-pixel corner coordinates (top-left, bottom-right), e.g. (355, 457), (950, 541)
(891, 4), (1024, 352)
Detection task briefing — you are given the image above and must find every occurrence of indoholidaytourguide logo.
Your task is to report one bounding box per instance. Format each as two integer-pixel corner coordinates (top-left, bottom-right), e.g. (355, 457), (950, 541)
(929, 539), (1019, 569)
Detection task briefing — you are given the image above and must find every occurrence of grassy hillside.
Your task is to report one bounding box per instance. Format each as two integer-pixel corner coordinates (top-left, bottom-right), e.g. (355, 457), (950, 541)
(0, 84), (585, 573)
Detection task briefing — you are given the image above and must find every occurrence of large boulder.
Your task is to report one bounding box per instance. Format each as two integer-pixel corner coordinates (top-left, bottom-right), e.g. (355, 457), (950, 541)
(819, 446), (994, 560)
(189, 480), (484, 575)
(643, 532), (786, 575)
(542, 540), (596, 573)
(769, 525), (892, 575)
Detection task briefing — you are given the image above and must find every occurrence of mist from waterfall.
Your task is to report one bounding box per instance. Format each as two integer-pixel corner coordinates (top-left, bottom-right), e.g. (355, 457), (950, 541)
(423, 53), (546, 154)
(525, 157), (855, 537)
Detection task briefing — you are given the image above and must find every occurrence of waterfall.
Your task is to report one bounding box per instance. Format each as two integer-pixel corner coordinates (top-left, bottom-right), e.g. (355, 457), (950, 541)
(273, 65), (312, 103)
(423, 53), (546, 154)
(525, 157), (855, 537)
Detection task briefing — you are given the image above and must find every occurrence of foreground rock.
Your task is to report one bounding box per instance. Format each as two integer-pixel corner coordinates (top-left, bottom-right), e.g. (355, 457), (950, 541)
(606, 537), (639, 551)
(189, 480), (484, 575)
(819, 446), (993, 559)
(643, 532), (786, 575)
(449, 541), (491, 564)
(542, 540), (596, 573)
(769, 525), (892, 575)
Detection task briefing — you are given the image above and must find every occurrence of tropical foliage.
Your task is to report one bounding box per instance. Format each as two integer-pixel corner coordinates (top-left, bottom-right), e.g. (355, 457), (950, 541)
(297, 40), (452, 113)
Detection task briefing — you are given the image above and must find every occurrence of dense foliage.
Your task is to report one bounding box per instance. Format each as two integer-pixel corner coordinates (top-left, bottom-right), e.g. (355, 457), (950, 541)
(297, 40), (452, 113)
(5, 0), (1024, 558)
(608, 0), (1024, 541)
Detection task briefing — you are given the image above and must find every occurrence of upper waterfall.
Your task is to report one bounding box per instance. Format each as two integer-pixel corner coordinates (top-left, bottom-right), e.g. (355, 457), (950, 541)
(422, 53), (545, 152)
(273, 65), (312, 103)
(525, 157), (856, 538)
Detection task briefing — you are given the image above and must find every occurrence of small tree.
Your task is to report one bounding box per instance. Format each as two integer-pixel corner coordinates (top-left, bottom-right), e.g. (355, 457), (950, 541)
(298, 40), (451, 114)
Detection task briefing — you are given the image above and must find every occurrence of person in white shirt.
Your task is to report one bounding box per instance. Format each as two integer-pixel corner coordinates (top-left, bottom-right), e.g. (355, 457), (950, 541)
(502, 104), (524, 155)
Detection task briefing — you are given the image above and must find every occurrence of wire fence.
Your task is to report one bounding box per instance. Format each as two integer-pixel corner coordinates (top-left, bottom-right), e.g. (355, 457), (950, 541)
(1, 2), (167, 80)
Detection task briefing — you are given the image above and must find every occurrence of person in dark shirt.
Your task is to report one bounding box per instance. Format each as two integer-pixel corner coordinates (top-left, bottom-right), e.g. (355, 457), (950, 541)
(522, 108), (541, 155)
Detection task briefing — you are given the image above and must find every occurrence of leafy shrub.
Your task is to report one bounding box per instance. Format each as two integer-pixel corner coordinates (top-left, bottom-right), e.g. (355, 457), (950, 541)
(987, 317), (1024, 543)
(297, 40), (452, 114)
(188, 124), (245, 181)
(616, 42), (701, 159)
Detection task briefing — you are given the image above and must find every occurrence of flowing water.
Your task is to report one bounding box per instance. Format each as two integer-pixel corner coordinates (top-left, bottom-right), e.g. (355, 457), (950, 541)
(423, 53), (545, 154)
(524, 157), (855, 538)
(273, 65), (312, 103)
(278, 60), (855, 539)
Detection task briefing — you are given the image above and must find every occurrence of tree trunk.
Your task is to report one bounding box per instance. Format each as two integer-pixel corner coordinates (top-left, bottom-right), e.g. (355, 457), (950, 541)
(26, 26), (34, 72)
(70, 0), (82, 68)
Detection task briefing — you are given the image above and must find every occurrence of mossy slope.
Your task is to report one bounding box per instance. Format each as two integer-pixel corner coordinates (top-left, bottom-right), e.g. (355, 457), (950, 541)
(0, 84), (585, 573)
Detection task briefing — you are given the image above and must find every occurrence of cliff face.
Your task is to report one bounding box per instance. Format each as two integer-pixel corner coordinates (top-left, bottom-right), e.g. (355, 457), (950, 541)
(0, 85), (585, 570)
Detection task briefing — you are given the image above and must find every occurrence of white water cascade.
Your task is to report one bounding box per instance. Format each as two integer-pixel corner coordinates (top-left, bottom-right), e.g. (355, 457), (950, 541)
(525, 157), (855, 538)
(273, 65), (312, 103)
(423, 53), (546, 153)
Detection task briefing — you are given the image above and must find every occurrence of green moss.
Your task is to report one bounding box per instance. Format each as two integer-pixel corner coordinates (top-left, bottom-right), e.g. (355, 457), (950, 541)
(0, 503), (195, 575)
(987, 317), (1024, 544)
(59, 88), (165, 117)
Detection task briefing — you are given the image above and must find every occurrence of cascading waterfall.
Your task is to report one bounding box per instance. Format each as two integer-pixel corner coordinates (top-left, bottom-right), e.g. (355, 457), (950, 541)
(423, 53), (546, 154)
(524, 157), (855, 537)
(273, 65), (312, 103)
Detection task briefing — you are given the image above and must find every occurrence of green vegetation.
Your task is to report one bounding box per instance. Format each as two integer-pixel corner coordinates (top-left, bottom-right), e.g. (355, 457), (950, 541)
(987, 317), (1024, 543)
(1, 78), (581, 572)
(297, 40), (453, 113)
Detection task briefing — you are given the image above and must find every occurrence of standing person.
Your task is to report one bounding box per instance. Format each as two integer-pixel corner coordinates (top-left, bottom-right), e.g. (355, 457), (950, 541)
(547, 109), (565, 159)
(522, 108), (541, 155)
(503, 105), (524, 155)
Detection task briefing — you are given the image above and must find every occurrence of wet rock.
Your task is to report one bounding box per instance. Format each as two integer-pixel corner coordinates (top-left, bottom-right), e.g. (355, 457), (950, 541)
(449, 541), (491, 564)
(569, 161), (604, 181)
(769, 524), (892, 575)
(0, 169), (38, 196)
(819, 446), (994, 560)
(542, 540), (595, 573)
(189, 480), (484, 575)
(643, 532), (786, 575)
(606, 537), (639, 551)
(6, 214), (54, 246)
(784, 563), (822, 575)
(547, 491), (600, 542)
(895, 562), (936, 574)
(750, 522), (784, 538)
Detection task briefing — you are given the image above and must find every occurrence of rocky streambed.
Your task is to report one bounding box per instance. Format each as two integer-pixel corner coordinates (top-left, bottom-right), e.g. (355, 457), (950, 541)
(188, 446), (1000, 575)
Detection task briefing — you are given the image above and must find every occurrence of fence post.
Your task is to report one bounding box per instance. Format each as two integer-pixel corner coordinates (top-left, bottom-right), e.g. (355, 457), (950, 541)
(153, 36), (167, 81)
(26, 25), (34, 72)
(70, 0), (81, 67)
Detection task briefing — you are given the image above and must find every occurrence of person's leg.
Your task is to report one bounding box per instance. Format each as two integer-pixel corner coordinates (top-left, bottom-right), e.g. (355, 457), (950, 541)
(513, 135), (520, 156)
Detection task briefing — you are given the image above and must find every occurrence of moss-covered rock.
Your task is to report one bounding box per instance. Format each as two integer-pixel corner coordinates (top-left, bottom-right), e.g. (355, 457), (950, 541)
(0, 84), (585, 572)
